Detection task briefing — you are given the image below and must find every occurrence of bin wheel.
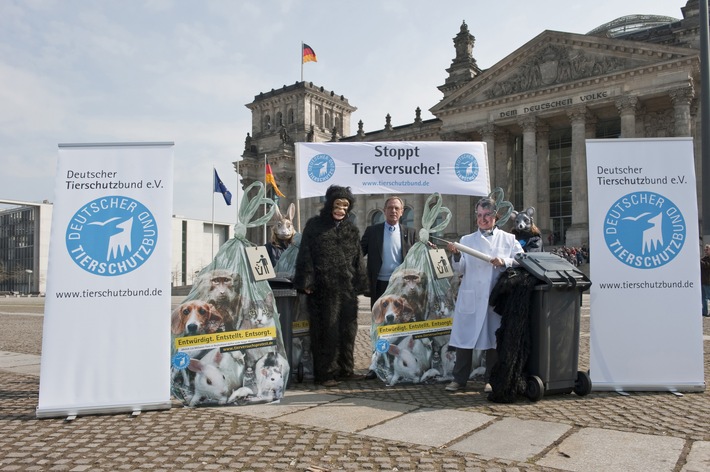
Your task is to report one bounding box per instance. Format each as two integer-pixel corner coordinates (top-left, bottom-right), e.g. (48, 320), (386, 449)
(574, 370), (592, 396)
(526, 376), (545, 402)
(296, 362), (304, 383)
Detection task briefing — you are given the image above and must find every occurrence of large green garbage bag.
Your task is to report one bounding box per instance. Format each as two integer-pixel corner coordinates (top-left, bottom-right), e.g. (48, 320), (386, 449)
(170, 182), (289, 406)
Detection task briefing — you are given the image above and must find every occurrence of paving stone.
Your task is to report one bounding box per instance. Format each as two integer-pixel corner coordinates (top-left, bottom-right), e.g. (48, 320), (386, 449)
(681, 440), (710, 472)
(276, 396), (418, 433)
(449, 417), (571, 461)
(360, 407), (496, 447)
(537, 427), (685, 471)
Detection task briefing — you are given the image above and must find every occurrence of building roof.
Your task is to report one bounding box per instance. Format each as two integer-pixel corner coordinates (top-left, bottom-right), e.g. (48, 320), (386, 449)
(587, 14), (680, 37)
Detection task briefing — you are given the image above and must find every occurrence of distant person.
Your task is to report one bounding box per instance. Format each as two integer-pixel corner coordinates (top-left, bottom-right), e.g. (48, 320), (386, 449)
(294, 185), (367, 387)
(701, 244), (710, 317)
(445, 196), (523, 393)
(360, 196), (417, 379)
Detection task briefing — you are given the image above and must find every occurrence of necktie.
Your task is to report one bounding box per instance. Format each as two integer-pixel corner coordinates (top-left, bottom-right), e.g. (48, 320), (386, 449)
(389, 225), (395, 232)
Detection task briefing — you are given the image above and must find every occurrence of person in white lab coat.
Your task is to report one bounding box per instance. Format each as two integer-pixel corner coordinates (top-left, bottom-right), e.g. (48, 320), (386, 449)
(445, 196), (523, 392)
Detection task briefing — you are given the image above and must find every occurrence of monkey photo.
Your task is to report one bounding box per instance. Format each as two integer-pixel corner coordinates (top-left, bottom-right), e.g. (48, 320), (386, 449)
(193, 269), (243, 331)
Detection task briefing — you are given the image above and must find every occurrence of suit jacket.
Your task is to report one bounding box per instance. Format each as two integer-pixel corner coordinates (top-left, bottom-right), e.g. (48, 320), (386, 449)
(360, 222), (417, 298)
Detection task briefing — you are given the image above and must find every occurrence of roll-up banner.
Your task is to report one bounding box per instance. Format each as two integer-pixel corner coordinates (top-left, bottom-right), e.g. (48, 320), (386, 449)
(295, 142), (490, 199)
(586, 138), (705, 392)
(37, 142), (174, 418)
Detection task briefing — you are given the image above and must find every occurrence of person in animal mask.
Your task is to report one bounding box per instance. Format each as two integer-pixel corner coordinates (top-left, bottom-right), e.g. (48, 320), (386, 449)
(294, 185), (368, 387)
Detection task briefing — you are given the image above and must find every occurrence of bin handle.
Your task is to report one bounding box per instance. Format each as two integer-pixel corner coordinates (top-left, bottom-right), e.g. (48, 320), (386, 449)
(548, 270), (578, 288)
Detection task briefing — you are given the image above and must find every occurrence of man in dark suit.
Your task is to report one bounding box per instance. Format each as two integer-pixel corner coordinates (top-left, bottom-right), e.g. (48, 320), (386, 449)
(360, 197), (417, 379)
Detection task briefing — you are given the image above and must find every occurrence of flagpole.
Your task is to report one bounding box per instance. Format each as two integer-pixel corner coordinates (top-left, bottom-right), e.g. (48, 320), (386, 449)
(235, 160), (240, 222)
(264, 154), (268, 245)
(295, 148), (302, 233)
(300, 41), (303, 82)
(211, 167), (216, 259)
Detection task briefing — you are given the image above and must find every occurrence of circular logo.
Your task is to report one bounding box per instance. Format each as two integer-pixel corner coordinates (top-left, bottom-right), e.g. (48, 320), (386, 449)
(65, 196), (158, 276)
(307, 154), (335, 182)
(172, 352), (190, 370)
(454, 153), (479, 182)
(375, 338), (390, 353)
(603, 191), (685, 269)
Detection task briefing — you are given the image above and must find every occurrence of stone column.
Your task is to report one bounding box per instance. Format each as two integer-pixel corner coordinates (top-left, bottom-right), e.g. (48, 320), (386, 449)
(535, 122), (550, 237)
(615, 96), (638, 138)
(494, 128), (511, 196)
(565, 105), (589, 246)
(479, 123), (496, 190)
(669, 85), (694, 137)
(518, 115), (538, 211)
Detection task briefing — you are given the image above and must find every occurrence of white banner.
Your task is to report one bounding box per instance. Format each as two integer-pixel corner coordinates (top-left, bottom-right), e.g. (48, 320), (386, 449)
(295, 142), (490, 199)
(37, 142), (174, 418)
(586, 138), (704, 392)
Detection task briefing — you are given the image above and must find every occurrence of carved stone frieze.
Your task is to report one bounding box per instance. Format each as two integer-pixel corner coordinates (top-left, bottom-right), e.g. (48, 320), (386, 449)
(486, 44), (627, 99)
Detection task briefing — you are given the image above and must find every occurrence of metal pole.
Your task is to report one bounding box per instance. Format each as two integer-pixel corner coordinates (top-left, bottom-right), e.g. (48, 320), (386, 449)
(701, 0), (710, 244)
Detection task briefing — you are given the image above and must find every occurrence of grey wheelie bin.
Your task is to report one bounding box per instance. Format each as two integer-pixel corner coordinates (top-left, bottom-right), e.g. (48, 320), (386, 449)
(515, 252), (592, 402)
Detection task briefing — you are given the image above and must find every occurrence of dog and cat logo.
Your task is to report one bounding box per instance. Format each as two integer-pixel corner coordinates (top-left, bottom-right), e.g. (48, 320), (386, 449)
(65, 195), (158, 276)
(603, 191), (685, 269)
(454, 153), (479, 182)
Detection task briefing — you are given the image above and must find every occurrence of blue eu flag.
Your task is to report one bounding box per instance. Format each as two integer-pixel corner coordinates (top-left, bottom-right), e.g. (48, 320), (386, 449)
(213, 169), (232, 205)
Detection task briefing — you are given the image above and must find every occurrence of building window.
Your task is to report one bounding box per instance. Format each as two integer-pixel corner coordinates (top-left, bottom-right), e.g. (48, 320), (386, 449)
(402, 207), (414, 229)
(596, 118), (621, 138)
(276, 111), (283, 127)
(288, 108), (294, 124)
(548, 128), (572, 246)
(264, 115), (272, 131)
(371, 210), (384, 225)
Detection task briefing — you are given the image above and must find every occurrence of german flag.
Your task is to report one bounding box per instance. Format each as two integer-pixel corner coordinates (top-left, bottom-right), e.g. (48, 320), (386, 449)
(302, 43), (317, 64)
(265, 159), (286, 197)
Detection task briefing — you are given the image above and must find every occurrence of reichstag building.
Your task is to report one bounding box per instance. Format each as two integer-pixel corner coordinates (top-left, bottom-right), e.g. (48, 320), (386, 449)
(238, 1), (704, 248)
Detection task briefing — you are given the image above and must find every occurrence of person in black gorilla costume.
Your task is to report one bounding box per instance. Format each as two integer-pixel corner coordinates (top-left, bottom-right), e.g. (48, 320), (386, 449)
(294, 185), (367, 387)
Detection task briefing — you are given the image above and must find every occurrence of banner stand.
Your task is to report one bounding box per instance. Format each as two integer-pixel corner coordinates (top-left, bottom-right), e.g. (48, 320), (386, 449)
(37, 142), (174, 419)
(586, 138), (705, 393)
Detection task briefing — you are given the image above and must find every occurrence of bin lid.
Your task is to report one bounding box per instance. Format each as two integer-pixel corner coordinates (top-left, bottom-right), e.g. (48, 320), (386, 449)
(268, 277), (295, 291)
(515, 252), (591, 290)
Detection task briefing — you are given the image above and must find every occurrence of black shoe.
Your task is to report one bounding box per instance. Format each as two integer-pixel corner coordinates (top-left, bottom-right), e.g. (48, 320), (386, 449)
(365, 370), (377, 380)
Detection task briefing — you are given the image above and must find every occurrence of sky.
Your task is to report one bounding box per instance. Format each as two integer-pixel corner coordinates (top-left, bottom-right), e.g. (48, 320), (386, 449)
(0, 0), (687, 224)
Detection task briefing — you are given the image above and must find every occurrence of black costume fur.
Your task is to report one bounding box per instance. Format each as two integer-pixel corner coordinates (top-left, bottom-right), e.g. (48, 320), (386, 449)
(511, 228), (543, 253)
(294, 186), (367, 383)
(487, 267), (538, 403)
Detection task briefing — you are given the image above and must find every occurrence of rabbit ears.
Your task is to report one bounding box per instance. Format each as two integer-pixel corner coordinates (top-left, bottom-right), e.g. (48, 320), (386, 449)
(273, 202), (295, 221)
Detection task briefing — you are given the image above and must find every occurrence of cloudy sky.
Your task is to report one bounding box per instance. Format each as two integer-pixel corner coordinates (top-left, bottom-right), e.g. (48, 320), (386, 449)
(0, 0), (685, 223)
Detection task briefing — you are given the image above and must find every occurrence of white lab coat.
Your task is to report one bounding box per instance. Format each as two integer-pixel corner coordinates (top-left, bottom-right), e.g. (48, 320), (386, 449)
(449, 229), (523, 350)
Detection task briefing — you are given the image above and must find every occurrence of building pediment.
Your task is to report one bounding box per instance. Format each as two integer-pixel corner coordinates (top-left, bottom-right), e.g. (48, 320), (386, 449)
(431, 30), (697, 115)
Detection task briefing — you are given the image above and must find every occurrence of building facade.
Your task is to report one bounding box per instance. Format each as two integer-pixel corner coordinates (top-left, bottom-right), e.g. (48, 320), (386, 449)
(0, 200), (52, 294)
(238, 1), (705, 247)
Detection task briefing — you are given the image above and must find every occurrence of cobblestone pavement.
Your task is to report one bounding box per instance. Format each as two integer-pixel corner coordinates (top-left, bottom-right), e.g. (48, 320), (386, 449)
(0, 295), (708, 471)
